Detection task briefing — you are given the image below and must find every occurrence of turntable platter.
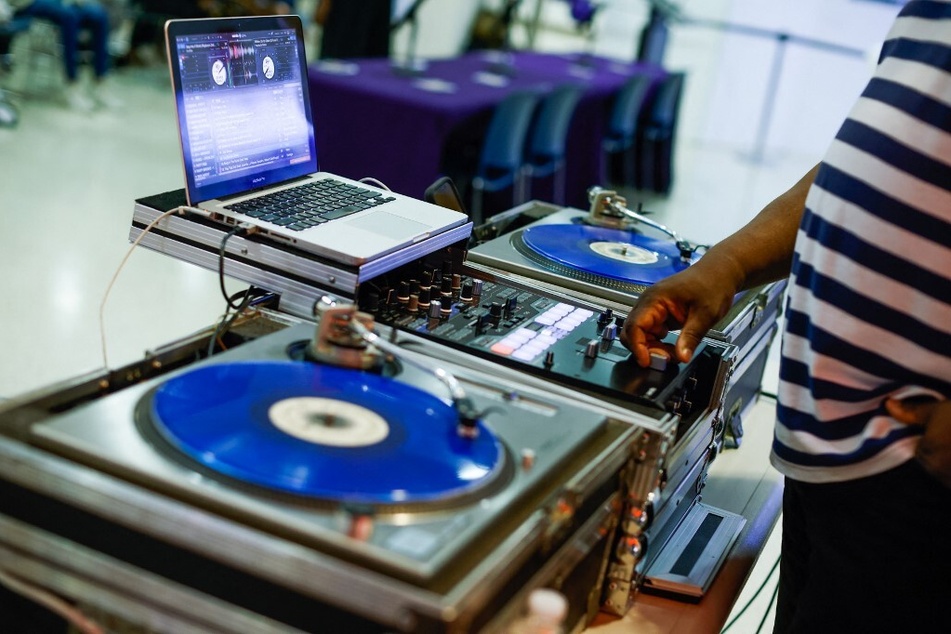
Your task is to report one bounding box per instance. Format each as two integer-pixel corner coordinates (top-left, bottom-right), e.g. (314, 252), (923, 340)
(149, 360), (505, 504)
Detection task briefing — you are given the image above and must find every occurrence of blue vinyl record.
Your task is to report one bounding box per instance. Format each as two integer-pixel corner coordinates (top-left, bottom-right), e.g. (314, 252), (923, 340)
(150, 360), (505, 504)
(521, 224), (699, 285)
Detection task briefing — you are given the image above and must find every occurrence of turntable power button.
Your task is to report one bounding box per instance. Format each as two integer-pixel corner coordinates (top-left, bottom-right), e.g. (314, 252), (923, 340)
(521, 448), (536, 469)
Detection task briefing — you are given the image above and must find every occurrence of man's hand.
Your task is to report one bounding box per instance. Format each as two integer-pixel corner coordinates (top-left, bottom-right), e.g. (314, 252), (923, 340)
(619, 262), (737, 367)
(886, 396), (951, 489)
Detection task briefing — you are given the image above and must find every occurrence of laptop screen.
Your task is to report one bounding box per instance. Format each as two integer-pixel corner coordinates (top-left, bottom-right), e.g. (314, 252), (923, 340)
(166, 16), (318, 204)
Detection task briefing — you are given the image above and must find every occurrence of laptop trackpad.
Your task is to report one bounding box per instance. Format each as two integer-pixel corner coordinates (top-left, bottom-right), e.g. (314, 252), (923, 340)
(345, 212), (429, 238)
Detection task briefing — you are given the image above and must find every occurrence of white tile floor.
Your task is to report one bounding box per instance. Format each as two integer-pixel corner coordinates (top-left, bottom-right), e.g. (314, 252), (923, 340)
(0, 1), (903, 631)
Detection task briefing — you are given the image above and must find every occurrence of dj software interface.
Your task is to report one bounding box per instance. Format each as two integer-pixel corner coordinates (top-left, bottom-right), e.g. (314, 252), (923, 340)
(175, 29), (312, 189)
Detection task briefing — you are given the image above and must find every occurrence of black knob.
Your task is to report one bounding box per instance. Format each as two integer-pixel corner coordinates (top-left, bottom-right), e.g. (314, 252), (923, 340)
(460, 282), (473, 302)
(489, 302), (503, 318)
(364, 291), (380, 312)
(397, 281), (410, 302)
(440, 276), (453, 297)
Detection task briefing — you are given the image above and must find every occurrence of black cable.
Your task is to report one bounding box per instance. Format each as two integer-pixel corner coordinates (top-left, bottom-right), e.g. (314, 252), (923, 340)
(206, 287), (259, 359)
(218, 226), (249, 310)
(720, 555), (781, 633)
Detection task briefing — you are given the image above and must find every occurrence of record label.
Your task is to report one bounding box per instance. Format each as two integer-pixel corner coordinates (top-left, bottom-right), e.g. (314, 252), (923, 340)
(589, 241), (658, 265)
(149, 360), (505, 504)
(269, 397), (389, 447)
(520, 224), (698, 285)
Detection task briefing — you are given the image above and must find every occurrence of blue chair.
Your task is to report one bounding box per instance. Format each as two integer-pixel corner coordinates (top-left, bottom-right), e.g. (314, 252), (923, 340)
(524, 83), (584, 205)
(471, 89), (540, 223)
(639, 72), (685, 194)
(601, 74), (653, 188)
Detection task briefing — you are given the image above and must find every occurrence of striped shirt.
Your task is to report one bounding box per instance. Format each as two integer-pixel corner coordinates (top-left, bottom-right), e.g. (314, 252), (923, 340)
(773, 0), (951, 483)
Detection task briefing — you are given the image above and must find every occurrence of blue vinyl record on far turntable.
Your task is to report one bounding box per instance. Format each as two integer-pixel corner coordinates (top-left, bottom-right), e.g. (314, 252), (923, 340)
(520, 224), (699, 285)
(150, 360), (505, 504)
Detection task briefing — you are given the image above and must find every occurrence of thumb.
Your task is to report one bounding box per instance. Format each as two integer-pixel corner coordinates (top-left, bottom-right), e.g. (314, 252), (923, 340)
(675, 313), (708, 363)
(676, 326), (706, 363)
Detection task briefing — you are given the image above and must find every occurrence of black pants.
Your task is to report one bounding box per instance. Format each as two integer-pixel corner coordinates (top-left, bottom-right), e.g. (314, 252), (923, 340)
(776, 460), (951, 633)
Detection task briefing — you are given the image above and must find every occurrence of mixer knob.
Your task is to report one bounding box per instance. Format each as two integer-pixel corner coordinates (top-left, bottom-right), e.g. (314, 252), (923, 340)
(428, 300), (442, 319)
(602, 323), (617, 341)
(598, 309), (614, 325)
(471, 279), (484, 303)
(440, 276), (453, 298)
(543, 351), (555, 367)
(397, 281), (410, 303)
(365, 291), (380, 313)
(489, 302), (503, 319)
(418, 288), (431, 309)
(460, 282), (474, 302)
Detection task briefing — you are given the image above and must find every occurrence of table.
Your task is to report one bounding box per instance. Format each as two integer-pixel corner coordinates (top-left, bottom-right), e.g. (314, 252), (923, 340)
(307, 51), (666, 209)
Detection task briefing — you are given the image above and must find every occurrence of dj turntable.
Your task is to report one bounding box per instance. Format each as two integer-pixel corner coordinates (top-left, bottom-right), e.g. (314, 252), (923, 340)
(467, 188), (703, 306)
(466, 190), (786, 451)
(0, 307), (680, 633)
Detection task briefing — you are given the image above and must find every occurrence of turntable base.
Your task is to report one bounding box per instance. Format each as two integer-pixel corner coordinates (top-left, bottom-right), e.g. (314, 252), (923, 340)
(1, 314), (656, 633)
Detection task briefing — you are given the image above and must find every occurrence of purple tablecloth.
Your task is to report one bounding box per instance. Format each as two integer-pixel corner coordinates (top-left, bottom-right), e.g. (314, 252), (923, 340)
(308, 51), (665, 208)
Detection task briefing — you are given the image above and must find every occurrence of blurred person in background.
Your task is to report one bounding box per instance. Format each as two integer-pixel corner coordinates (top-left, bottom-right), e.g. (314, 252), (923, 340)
(12, 0), (119, 110)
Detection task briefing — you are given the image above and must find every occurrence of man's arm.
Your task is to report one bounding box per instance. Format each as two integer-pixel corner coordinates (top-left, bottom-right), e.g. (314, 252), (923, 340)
(620, 164), (819, 366)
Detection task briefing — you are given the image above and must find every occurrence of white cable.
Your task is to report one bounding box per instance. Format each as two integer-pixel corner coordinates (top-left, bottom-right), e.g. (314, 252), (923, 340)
(0, 569), (105, 634)
(98, 206), (198, 370)
(358, 177), (391, 191)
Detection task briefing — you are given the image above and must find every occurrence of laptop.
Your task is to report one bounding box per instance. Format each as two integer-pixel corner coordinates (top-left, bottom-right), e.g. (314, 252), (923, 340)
(164, 15), (468, 265)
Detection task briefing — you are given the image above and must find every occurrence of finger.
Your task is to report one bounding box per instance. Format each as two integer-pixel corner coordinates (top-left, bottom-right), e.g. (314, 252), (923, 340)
(622, 307), (669, 366)
(674, 311), (709, 363)
(885, 397), (938, 426)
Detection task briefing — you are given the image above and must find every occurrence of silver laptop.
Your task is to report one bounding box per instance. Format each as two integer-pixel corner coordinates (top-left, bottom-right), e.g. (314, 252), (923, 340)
(164, 15), (468, 265)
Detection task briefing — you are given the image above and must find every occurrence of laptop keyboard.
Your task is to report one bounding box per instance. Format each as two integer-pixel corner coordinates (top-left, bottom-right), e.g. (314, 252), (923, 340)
(225, 179), (396, 231)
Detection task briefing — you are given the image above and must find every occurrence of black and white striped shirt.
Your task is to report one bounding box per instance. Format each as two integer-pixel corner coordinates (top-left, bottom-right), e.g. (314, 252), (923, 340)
(773, 0), (951, 483)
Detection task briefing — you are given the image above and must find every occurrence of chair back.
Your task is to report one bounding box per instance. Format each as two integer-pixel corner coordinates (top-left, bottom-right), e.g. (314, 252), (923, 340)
(606, 74), (653, 141)
(478, 89), (540, 175)
(528, 83), (584, 163)
(646, 72), (685, 132)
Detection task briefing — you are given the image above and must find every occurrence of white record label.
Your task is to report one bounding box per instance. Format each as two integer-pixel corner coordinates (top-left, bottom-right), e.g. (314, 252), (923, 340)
(589, 241), (659, 264)
(269, 397), (389, 447)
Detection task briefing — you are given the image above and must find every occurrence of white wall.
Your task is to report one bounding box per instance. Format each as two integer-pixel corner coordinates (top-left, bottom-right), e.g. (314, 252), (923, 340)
(390, 0), (482, 58)
(694, 0), (901, 158)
